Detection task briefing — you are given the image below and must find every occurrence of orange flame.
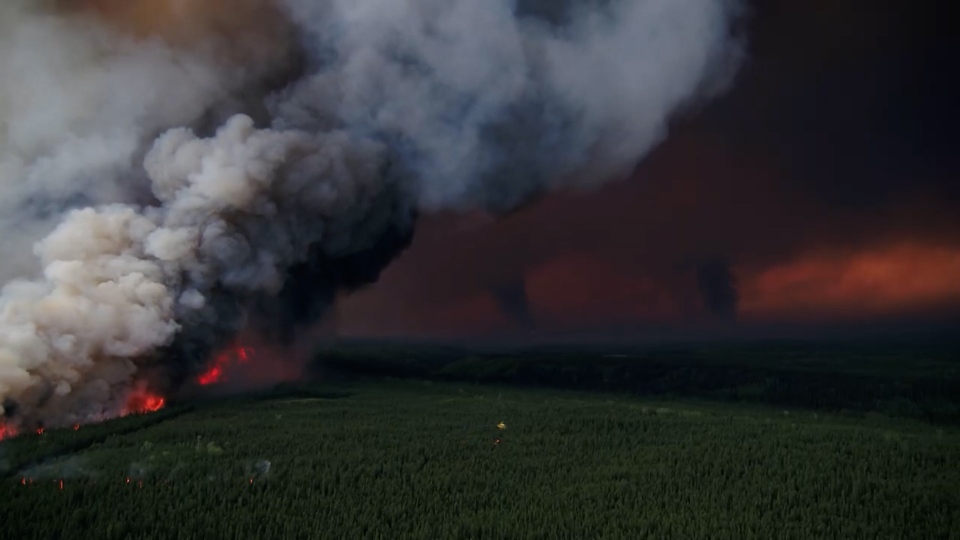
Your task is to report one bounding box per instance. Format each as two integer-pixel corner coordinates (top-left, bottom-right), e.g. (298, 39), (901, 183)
(197, 345), (255, 386)
(122, 386), (166, 415)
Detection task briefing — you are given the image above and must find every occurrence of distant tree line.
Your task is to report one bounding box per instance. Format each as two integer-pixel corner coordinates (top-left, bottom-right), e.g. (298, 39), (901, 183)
(314, 342), (960, 424)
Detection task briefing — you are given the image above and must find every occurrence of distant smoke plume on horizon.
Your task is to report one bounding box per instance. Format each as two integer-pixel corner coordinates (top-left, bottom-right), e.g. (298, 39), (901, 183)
(696, 258), (739, 319)
(492, 279), (536, 331)
(0, 0), (744, 427)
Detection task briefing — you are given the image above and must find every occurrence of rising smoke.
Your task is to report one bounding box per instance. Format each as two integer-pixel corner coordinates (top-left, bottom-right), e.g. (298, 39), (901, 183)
(492, 279), (536, 331)
(696, 258), (739, 319)
(0, 0), (744, 428)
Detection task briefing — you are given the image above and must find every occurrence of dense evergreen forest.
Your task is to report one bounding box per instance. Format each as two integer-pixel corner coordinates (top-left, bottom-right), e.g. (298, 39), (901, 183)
(2, 380), (958, 539)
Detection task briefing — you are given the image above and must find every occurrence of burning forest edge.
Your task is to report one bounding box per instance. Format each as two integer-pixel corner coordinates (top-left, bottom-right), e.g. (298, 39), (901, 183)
(0, 0), (745, 429)
(0, 343), (257, 441)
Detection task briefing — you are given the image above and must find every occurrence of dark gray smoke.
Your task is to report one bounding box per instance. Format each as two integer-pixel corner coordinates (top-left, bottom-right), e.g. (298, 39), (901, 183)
(492, 279), (536, 331)
(0, 0), (745, 427)
(696, 258), (739, 319)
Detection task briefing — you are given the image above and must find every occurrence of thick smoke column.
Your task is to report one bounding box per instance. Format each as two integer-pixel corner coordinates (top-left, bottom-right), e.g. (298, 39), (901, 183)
(492, 280), (536, 331)
(0, 0), (744, 427)
(696, 258), (739, 319)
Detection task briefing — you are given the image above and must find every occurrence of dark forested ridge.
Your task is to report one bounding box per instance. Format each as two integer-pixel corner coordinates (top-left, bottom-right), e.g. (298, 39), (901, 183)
(314, 339), (960, 424)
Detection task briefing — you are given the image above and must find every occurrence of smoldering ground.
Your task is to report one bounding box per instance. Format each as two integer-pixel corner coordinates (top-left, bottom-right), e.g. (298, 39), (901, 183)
(0, 0), (744, 428)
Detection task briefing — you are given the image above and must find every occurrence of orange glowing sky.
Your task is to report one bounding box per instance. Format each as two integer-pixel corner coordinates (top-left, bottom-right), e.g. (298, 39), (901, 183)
(67, 0), (280, 36)
(61, 0), (294, 67)
(525, 255), (685, 325)
(337, 125), (960, 338)
(739, 244), (960, 321)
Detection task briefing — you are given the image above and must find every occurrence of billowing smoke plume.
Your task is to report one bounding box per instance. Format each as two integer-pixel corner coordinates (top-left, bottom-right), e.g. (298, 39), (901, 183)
(0, 0), (744, 427)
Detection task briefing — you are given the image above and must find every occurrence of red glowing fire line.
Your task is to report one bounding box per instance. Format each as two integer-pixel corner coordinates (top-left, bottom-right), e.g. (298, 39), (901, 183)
(0, 422), (17, 442)
(3, 346), (254, 442)
(197, 345), (255, 386)
(0, 384), (165, 442)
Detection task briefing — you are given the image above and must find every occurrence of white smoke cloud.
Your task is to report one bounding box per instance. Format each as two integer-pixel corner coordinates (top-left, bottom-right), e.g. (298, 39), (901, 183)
(0, 2), (225, 281)
(275, 0), (743, 209)
(0, 0), (744, 428)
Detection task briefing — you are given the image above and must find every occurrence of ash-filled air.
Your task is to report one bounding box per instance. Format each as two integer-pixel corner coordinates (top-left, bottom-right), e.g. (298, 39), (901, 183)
(0, 0), (744, 428)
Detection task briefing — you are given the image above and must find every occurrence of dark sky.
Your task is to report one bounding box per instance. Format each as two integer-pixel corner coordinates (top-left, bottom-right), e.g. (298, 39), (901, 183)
(336, 0), (960, 341)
